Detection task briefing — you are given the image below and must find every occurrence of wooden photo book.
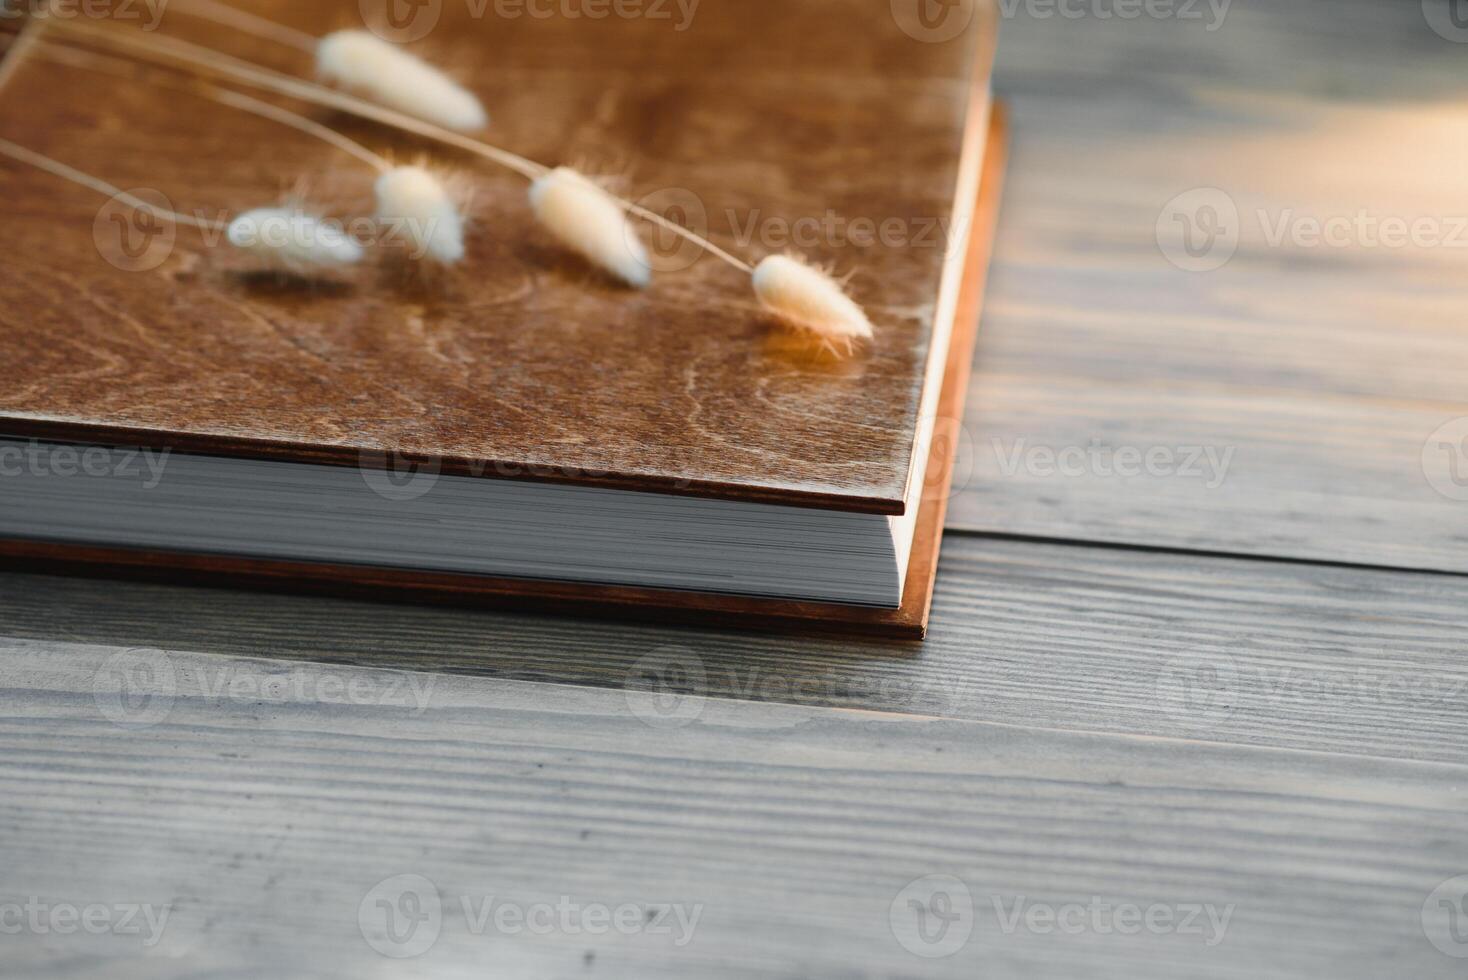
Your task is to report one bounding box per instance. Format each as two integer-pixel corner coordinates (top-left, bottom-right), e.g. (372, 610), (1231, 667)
(0, 0), (1005, 638)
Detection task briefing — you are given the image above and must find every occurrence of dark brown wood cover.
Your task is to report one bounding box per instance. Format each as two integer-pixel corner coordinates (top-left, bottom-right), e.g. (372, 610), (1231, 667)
(0, 0), (996, 514)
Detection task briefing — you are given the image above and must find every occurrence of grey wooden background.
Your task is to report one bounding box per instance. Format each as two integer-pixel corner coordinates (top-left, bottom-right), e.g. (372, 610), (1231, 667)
(3, 1), (1468, 977)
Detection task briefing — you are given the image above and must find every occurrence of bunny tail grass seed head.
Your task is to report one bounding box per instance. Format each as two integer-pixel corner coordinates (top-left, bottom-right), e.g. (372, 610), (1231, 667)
(374, 165), (466, 264)
(752, 254), (874, 351)
(227, 207), (365, 271)
(530, 167), (651, 288)
(316, 30), (488, 132)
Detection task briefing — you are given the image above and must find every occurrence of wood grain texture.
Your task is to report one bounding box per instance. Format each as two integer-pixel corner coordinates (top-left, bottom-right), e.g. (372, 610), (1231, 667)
(4, 6), (1467, 980)
(0, 108), (1009, 637)
(3, 535), (1465, 765)
(951, 0), (1468, 568)
(0, 0), (995, 512)
(0, 643), (1464, 979)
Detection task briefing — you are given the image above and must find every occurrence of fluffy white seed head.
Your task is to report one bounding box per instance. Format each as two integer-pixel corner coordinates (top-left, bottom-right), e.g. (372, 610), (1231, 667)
(529, 167), (651, 288)
(316, 30), (488, 132)
(752, 255), (874, 350)
(374, 165), (466, 264)
(226, 207), (364, 271)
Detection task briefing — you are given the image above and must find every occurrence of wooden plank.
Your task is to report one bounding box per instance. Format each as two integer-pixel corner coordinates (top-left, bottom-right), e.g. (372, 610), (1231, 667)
(3, 535), (1465, 764)
(949, 0), (1468, 570)
(0, 645), (1463, 979)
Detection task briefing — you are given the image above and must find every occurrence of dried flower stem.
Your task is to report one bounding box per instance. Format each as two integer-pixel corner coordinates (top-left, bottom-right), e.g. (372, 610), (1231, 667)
(0, 24), (222, 232)
(207, 86), (393, 175)
(35, 39), (393, 177)
(172, 0), (319, 54)
(45, 17), (756, 275)
(0, 135), (227, 230)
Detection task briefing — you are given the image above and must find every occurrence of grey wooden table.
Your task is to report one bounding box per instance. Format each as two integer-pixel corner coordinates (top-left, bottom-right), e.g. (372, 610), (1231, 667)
(4, 1), (1468, 977)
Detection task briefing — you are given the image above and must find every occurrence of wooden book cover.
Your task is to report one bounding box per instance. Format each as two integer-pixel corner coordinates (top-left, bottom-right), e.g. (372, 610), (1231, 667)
(0, 0), (1003, 637)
